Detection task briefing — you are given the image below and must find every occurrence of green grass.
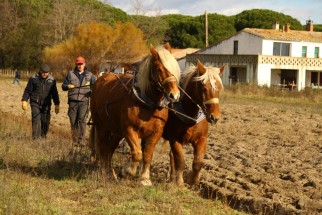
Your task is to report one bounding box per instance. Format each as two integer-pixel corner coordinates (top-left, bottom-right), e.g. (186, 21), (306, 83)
(0, 111), (244, 215)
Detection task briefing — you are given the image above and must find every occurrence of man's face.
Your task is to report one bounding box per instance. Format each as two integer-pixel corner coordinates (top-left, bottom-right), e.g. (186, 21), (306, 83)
(40, 71), (49, 78)
(77, 63), (85, 72)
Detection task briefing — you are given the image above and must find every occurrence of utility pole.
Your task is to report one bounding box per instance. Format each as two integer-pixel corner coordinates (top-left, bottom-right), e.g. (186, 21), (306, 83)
(205, 10), (209, 47)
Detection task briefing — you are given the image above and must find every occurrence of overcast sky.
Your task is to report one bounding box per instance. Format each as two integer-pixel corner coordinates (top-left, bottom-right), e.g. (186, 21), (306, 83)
(106, 0), (322, 25)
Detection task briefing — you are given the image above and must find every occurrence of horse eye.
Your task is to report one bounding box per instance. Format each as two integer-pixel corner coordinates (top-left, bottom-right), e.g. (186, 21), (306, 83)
(156, 68), (162, 73)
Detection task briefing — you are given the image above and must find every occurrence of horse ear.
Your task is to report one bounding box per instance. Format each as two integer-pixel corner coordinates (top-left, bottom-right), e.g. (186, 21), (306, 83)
(197, 59), (206, 75)
(219, 64), (226, 77)
(164, 42), (172, 53)
(150, 44), (159, 60)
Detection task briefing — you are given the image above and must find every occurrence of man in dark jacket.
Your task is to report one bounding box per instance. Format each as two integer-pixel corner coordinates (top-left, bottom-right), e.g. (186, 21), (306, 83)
(62, 56), (96, 145)
(22, 64), (60, 139)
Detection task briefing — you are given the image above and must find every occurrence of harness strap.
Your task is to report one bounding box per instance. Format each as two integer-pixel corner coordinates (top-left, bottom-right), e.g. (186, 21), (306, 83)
(204, 98), (219, 104)
(162, 76), (177, 85)
(114, 73), (131, 93)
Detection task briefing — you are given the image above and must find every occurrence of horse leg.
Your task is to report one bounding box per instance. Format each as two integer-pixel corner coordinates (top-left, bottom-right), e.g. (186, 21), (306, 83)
(163, 139), (176, 182)
(169, 149), (176, 182)
(139, 135), (162, 186)
(107, 134), (123, 179)
(187, 137), (207, 186)
(96, 129), (117, 180)
(170, 141), (185, 187)
(121, 129), (141, 178)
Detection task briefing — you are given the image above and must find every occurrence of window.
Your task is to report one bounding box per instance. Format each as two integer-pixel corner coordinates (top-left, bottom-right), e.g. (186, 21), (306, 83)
(273, 42), (290, 56)
(302, 46), (307, 57)
(314, 47), (319, 58)
(233, 40), (238, 55)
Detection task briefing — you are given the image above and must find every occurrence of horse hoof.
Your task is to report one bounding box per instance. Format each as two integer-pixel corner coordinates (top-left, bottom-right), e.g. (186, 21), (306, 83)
(187, 171), (200, 186)
(140, 179), (152, 186)
(112, 169), (118, 180)
(176, 181), (185, 187)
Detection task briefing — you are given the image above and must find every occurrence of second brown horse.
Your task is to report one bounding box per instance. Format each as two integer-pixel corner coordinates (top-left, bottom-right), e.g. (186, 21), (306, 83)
(163, 60), (225, 186)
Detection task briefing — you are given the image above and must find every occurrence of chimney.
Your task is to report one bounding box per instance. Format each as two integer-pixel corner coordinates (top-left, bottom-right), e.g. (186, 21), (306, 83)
(306, 19), (314, 32)
(283, 23), (290, 32)
(272, 22), (279, 30)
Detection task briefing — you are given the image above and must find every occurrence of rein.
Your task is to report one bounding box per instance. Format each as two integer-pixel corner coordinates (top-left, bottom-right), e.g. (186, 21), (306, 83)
(176, 70), (220, 122)
(163, 104), (199, 123)
(157, 84), (202, 123)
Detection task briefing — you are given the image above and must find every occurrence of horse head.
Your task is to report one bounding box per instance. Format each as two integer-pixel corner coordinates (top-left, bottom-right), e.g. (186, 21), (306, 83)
(184, 60), (224, 124)
(148, 44), (181, 103)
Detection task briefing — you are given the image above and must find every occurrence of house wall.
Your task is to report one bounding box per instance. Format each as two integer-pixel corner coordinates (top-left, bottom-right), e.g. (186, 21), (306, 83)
(202, 32), (263, 55)
(291, 41), (322, 58)
(262, 40), (322, 58)
(203, 31), (322, 58)
(177, 58), (186, 73)
(185, 30), (322, 91)
(257, 64), (271, 86)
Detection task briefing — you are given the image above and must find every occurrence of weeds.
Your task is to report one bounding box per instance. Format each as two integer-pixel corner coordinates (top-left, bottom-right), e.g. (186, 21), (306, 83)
(222, 83), (322, 115)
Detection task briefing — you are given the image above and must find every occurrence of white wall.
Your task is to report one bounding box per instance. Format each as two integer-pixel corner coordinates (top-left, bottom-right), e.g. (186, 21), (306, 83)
(291, 42), (322, 58)
(257, 64), (272, 86)
(261, 40), (322, 58)
(177, 58), (186, 73)
(204, 31), (322, 57)
(202, 32), (263, 55)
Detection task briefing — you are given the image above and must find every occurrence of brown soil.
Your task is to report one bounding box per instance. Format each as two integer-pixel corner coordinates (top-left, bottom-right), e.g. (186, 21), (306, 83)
(1, 78), (322, 215)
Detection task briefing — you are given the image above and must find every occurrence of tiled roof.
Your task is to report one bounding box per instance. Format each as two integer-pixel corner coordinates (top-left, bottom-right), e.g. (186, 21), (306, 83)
(243, 28), (322, 43)
(171, 48), (200, 59)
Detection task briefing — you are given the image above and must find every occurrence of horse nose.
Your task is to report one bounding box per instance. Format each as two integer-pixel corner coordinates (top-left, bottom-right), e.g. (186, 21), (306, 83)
(169, 91), (180, 102)
(209, 114), (219, 124)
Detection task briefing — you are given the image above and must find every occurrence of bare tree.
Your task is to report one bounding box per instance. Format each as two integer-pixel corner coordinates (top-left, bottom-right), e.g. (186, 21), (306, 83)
(41, 0), (99, 47)
(100, 0), (110, 5)
(131, 0), (146, 15)
(0, 1), (21, 45)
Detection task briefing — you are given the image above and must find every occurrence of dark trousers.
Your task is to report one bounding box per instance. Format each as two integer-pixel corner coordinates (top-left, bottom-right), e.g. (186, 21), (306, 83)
(13, 78), (20, 85)
(31, 106), (51, 139)
(68, 101), (89, 143)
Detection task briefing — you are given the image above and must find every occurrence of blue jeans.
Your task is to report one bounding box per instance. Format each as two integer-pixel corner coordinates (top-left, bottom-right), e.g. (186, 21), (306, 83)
(31, 106), (51, 139)
(68, 101), (89, 143)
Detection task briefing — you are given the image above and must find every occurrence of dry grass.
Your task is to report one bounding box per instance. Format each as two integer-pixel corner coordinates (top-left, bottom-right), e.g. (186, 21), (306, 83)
(0, 111), (244, 215)
(222, 83), (322, 115)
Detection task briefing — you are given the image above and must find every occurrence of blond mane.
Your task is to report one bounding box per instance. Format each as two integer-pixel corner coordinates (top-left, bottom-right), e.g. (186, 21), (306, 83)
(137, 46), (181, 96)
(181, 64), (223, 91)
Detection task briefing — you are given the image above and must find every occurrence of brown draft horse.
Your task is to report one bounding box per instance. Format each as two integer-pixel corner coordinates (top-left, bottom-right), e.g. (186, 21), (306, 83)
(162, 60), (225, 186)
(90, 44), (181, 185)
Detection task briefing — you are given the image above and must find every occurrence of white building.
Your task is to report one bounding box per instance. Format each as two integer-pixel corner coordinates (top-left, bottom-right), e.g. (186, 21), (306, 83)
(185, 20), (322, 90)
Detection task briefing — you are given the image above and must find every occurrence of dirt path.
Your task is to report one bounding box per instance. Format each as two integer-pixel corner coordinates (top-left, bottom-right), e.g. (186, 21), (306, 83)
(1, 78), (321, 214)
(152, 97), (322, 214)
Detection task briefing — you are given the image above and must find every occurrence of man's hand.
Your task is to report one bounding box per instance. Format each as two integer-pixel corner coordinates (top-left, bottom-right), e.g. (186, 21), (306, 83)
(67, 84), (75, 89)
(55, 105), (59, 114)
(22, 101), (27, 111)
